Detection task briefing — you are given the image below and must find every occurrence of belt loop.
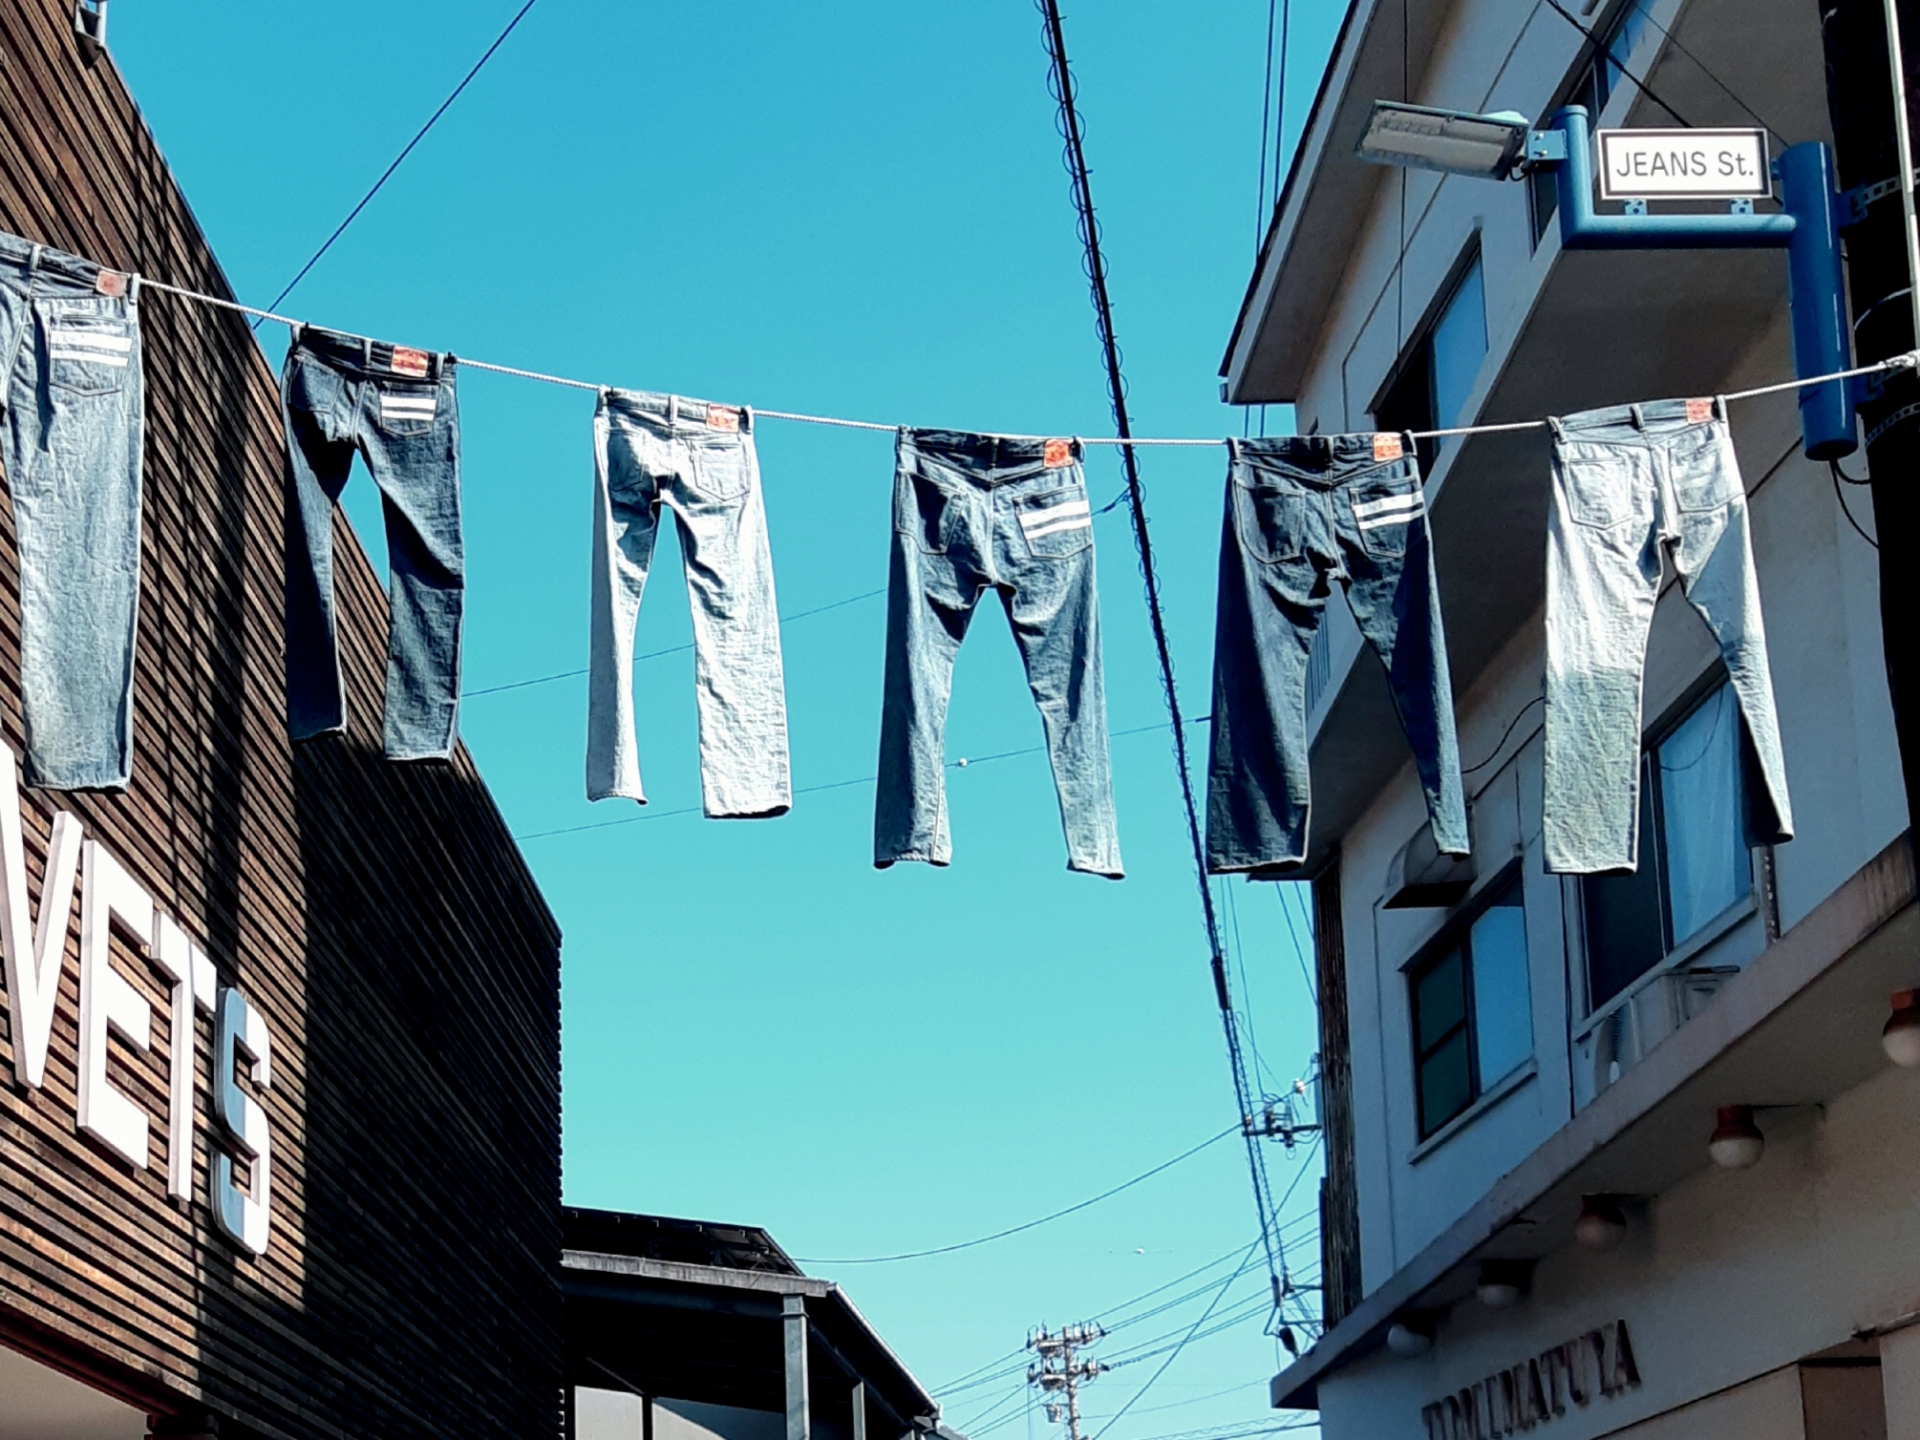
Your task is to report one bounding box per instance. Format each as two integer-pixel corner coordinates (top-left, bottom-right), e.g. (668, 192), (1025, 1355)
(1630, 403), (1646, 430)
(668, 394), (679, 428)
(1547, 416), (1569, 443)
(1227, 436), (1241, 462)
(1713, 394), (1728, 424)
(127, 273), (141, 306)
(27, 244), (42, 277)
(362, 336), (373, 372)
(742, 404), (754, 434)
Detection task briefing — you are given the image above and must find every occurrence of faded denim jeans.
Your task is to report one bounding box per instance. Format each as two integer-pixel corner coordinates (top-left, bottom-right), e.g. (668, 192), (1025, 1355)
(1206, 435), (1466, 873)
(1544, 399), (1791, 872)
(0, 232), (142, 790)
(876, 429), (1121, 877)
(282, 326), (464, 761)
(588, 389), (790, 818)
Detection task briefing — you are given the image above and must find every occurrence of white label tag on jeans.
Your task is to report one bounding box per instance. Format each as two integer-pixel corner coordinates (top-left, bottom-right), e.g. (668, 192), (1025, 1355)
(379, 390), (437, 425)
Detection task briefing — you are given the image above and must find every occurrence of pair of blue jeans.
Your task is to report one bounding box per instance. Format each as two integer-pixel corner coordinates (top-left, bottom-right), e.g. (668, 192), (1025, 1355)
(876, 430), (1122, 877)
(1544, 399), (1792, 871)
(587, 389), (791, 817)
(281, 326), (464, 760)
(1207, 435), (1467, 873)
(0, 231), (143, 790)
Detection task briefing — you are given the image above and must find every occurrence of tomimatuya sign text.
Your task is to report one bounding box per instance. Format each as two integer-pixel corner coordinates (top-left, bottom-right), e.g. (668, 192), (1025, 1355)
(1422, 1319), (1640, 1438)
(0, 746), (273, 1255)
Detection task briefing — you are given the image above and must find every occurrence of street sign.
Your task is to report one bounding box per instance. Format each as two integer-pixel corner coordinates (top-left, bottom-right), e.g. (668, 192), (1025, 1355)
(1596, 127), (1771, 201)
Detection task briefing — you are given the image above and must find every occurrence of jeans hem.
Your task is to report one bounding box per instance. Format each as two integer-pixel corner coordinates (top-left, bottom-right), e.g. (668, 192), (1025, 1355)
(386, 747), (456, 764)
(1068, 860), (1125, 880)
(875, 851), (950, 868)
(706, 802), (791, 820)
(1207, 852), (1307, 875)
(588, 787), (648, 805)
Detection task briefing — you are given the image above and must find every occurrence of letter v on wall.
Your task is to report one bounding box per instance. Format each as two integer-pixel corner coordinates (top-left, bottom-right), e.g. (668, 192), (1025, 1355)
(0, 745), (82, 1089)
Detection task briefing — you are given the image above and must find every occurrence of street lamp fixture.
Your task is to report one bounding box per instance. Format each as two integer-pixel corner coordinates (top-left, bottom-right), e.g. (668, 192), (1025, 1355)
(1356, 101), (1533, 180)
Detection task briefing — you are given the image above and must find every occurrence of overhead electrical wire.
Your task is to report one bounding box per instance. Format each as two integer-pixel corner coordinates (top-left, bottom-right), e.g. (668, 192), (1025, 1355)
(512, 713), (1211, 842)
(789, 1125), (1236, 1265)
(1031, 0), (1287, 1329)
(1085, 1245), (1266, 1440)
(257, 0), (544, 324)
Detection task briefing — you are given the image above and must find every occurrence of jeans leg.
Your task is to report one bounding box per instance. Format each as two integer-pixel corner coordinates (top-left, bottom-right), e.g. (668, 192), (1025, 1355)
(9, 295), (142, 789)
(1342, 516), (1468, 857)
(674, 435), (791, 818)
(361, 372), (464, 760)
(1668, 444), (1793, 845)
(1002, 541), (1122, 878)
(1544, 443), (1662, 872)
(1206, 501), (1325, 872)
(586, 409), (663, 802)
(874, 523), (978, 867)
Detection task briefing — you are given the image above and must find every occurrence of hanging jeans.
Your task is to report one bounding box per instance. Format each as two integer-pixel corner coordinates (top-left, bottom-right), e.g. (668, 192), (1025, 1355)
(875, 429), (1121, 877)
(588, 389), (790, 817)
(1206, 435), (1466, 873)
(0, 233), (143, 790)
(281, 326), (464, 761)
(1544, 399), (1792, 872)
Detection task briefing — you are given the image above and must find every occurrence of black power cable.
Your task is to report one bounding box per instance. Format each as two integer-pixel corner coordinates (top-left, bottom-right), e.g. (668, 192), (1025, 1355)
(256, 0), (543, 325)
(1033, 0), (1285, 1322)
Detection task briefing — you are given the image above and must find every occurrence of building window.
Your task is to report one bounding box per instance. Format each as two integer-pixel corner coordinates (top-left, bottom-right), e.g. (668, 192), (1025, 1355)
(1375, 252), (1487, 474)
(1582, 682), (1751, 1010)
(1529, 1), (1656, 246)
(1410, 871), (1532, 1139)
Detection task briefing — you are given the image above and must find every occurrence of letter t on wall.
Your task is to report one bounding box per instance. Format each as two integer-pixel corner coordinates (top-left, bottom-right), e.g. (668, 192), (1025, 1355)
(153, 915), (199, 1200)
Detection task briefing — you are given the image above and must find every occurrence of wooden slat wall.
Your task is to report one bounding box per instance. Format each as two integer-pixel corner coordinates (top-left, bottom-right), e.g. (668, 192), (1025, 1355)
(0, 5), (564, 1437)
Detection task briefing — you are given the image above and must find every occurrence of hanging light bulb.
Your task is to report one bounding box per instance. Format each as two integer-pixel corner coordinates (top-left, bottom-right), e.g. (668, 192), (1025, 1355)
(1475, 1260), (1527, 1309)
(1883, 990), (1920, 1067)
(1708, 1105), (1765, 1169)
(1386, 1320), (1433, 1357)
(1574, 1194), (1627, 1252)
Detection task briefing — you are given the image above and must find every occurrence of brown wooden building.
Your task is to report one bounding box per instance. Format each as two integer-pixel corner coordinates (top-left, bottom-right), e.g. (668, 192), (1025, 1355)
(0, 3), (564, 1437)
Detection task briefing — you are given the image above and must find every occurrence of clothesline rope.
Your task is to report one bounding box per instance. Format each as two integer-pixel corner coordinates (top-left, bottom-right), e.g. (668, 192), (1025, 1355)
(137, 275), (1919, 449)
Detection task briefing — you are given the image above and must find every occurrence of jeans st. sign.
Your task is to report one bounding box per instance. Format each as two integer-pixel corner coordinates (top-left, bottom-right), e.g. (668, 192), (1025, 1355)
(1597, 127), (1771, 202)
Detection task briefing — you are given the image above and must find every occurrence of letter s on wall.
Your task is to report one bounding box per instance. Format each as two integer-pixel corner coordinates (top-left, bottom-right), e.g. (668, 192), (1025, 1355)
(213, 986), (272, 1256)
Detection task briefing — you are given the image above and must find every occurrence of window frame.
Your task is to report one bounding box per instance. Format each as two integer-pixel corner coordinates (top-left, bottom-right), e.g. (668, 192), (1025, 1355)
(1371, 239), (1486, 478)
(1579, 673), (1758, 1013)
(1528, 0), (1658, 247)
(1406, 861), (1531, 1141)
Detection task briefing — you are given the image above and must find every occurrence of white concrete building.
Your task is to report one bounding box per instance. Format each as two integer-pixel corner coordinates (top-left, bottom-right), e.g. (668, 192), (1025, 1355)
(1223, 1), (1920, 1435)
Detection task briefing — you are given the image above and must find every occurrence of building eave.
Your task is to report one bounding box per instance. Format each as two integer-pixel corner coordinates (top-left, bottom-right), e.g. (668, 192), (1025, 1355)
(1221, 0), (1453, 406)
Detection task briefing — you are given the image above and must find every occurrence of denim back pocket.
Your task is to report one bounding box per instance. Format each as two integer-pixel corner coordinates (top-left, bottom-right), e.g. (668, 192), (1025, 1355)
(687, 435), (752, 501)
(1231, 475), (1307, 565)
(1015, 479), (1094, 559)
(373, 382), (440, 437)
(896, 466), (959, 555)
(1667, 426), (1740, 513)
(1349, 469), (1424, 559)
(1554, 442), (1643, 530)
(37, 299), (132, 398)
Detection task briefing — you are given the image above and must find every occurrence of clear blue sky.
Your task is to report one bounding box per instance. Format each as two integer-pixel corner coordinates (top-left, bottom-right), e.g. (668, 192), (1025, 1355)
(115, 5), (1341, 1438)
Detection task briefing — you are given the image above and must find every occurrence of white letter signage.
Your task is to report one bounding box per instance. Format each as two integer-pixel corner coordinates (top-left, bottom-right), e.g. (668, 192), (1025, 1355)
(214, 986), (273, 1256)
(77, 839), (156, 1168)
(0, 745), (82, 1089)
(1597, 128), (1770, 201)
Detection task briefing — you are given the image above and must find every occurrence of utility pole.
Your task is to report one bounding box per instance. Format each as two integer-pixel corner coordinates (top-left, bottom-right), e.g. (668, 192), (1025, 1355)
(1821, 0), (1920, 834)
(1027, 1323), (1105, 1440)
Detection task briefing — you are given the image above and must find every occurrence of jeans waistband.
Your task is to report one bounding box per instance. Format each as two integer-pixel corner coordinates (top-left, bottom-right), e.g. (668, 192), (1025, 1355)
(0, 231), (136, 302)
(1550, 396), (1726, 444)
(601, 387), (752, 435)
(899, 429), (1080, 486)
(294, 325), (450, 383)
(1228, 433), (1415, 490)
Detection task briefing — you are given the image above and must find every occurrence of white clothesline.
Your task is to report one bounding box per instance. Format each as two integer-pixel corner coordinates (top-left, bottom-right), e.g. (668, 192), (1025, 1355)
(136, 275), (1919, 449)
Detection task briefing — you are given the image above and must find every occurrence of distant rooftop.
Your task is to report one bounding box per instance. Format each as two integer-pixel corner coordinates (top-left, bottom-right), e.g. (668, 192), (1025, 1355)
(564, 1206), (803, 1277)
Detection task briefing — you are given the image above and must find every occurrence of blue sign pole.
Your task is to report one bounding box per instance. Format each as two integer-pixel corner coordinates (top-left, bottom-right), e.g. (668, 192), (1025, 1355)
(1540, 106), (1855, 459)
